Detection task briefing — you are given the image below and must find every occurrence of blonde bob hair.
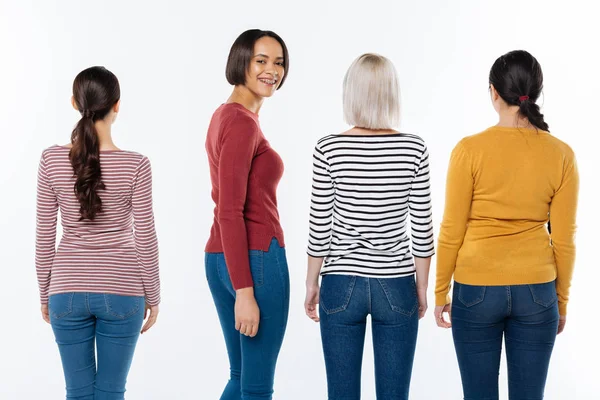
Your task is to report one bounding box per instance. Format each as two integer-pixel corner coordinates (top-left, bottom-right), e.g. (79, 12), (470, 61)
(343, 53), (400, 130)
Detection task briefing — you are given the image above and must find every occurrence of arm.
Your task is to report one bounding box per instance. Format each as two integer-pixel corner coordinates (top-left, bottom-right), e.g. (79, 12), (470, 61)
(409, 145), (435, 318)
(409, 145), (435, 287)
(217, 115), (260, 290)
(132, 157), (161, 306)
(35, 152), (58, 305)
(435, 142), (473, 306)
(415, 256), (431, 319)
(307, 142), (334, 257)
(305, 255), (323, 322)
(550, 154), (579, 316)
(305, 142), (334, 322)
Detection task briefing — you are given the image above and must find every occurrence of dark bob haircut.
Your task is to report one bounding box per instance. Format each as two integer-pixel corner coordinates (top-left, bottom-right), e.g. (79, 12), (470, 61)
(226, 29), (289, 89)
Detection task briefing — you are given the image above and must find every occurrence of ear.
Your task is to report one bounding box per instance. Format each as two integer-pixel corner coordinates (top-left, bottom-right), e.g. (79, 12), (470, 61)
(113, 99), (121, 113)
(71, 96), (79, 111)
(489, 84), (499, 101)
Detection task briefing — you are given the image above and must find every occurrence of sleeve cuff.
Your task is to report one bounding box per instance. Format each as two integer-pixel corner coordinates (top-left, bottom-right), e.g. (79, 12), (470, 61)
(558, 301), (567, 316)
(231, 277), (254, 291)
(413, 250), (435, 258)
(307, 249), (329, 258)
(435, 292), (451, 306)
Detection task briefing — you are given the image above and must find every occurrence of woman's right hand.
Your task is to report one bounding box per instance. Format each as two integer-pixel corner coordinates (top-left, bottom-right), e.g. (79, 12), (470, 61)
(235, 288), (260, 337)
(304, 284), (320, 322)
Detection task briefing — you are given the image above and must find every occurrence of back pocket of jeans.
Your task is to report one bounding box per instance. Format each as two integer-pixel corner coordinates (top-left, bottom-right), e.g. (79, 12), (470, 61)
(49, 293), (74, 320)
(320, 275), (356, 315)
(377, 277), (418, 316)
(528, 281), (557, 307)
(249, 249), (264, 288)
(104, 294), (142, 319)
(457, 283), (486, 307)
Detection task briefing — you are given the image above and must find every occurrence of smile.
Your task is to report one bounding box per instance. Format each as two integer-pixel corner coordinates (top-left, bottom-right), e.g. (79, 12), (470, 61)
(259, 78), (277, 86)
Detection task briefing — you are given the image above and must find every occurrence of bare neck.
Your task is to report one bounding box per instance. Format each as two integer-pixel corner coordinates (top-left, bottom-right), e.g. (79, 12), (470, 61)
(496, 106), (534, 129)
(227, 86), (264, 114)
(341, 127), (399, 136)
(94, 120), (119, 150)
(66, 120), (119, 151)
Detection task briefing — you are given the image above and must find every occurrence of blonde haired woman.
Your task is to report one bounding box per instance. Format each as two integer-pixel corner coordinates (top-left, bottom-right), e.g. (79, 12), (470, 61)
(304, 53), (434, 399)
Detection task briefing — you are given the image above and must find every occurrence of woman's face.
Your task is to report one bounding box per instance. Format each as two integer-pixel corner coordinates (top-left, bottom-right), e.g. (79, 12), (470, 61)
(243, 36), (285, 98)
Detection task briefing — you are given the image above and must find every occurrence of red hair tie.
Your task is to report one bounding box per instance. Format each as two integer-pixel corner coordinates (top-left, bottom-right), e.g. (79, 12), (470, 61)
(519, 95), (530, 102)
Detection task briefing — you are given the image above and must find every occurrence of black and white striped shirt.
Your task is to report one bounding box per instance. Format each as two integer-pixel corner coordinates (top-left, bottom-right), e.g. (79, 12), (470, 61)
(307, 133), (435, 278)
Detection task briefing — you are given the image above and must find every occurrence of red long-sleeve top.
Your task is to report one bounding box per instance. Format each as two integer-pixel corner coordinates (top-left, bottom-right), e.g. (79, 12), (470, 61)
(205, 103), (285, 289)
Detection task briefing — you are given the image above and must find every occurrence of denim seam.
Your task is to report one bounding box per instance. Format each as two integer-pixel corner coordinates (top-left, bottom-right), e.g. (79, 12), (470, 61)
(51, 292), (75, 319)
(275, 247), (288, 340)
(507, 286), (512, 316)
(458, 285), (486, 307)
(216, 254), (225, 285)
(204, 253), (210, 281)
(378, 278), (418, 316)
(85, 293), (91, 315)
(104, 295), (141, 319)
(249, 250), (265, 288)
(321, 276), (356, 314)
(367, 278), (372, 314)
(528, 284), (558, 307)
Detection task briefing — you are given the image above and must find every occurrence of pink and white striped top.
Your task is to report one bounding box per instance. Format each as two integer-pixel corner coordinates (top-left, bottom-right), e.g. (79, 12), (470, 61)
(35, 145), (161, 305)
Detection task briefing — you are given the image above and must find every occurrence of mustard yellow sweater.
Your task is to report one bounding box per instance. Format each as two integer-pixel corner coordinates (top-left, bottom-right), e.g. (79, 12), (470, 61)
(435, 126), (579, 315)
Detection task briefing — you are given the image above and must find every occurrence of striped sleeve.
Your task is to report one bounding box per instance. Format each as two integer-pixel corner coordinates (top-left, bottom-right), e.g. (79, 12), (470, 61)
(35, 152), (59, 304)
(307, 142), (334, 257)
(409, 145), (435, 258)
(132, 157), (161, 305)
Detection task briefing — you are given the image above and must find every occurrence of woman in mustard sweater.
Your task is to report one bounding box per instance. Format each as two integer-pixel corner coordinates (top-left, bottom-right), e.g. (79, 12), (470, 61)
(434, 50), (578, 399)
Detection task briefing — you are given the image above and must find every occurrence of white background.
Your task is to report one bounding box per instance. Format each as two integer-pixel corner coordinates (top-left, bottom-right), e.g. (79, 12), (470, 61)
(1, 0), (599, 399)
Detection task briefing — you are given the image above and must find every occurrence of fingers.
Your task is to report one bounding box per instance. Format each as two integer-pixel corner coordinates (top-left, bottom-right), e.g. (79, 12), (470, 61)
(557, 316), (566, 335)
(141, 307), (158, 334)
(237, 322), (259, 338)
(141, 315), (157, 334)
(418, 305), (427, 319)
(250, 323), (259, 337)
(434, 305), (452, 328)
(305, 303), (320, 322)
(41, 305), (50, 324)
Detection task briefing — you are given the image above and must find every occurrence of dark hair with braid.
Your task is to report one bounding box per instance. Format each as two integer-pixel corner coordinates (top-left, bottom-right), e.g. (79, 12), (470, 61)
(69, 66), (120, 220)
(489, 50), (549, 132)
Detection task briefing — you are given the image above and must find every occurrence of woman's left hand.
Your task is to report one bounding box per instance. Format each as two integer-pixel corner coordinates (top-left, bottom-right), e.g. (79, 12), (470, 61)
(434, 304), (452, 328)
(41, 304), (50, 324)
(557, 315), (567, 334)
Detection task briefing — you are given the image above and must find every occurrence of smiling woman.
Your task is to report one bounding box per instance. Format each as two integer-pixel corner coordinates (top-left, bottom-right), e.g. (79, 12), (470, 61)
(204, 29), (291, 400)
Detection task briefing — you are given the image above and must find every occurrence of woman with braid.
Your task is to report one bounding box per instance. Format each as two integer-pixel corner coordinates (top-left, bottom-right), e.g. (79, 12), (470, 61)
(35, 66), (161, 400)
(434, 50), (579, 399)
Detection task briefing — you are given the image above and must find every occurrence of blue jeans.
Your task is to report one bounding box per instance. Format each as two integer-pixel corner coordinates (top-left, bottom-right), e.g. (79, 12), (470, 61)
(319, 274), (419, 400)
(48, 292), (145, 400)
(451, 281), (560, 400)
(205, 238), (290, 400)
